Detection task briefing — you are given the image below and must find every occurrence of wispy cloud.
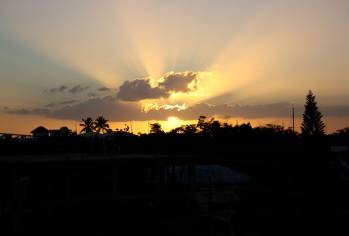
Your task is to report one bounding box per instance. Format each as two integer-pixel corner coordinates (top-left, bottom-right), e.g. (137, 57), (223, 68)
(45, 99), (79, 108)
(6, 108), (51, 116)
(46, 85), (91, 94)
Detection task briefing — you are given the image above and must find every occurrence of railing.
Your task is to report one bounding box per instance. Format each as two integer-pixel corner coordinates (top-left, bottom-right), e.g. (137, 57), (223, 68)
(0, 132), (32, 139)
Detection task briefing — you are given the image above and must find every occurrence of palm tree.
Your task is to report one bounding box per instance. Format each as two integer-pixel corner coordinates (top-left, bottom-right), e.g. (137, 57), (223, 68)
(94, 116), (110, 134)
(80, 117), (95, 134)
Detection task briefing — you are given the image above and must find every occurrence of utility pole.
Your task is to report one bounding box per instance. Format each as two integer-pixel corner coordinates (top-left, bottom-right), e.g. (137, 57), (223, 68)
(292, 107), (295, 134)
(129, 121), (133, 133)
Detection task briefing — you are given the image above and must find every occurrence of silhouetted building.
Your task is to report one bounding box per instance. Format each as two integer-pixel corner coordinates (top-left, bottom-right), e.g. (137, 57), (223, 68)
(49, 127), (73, 137)
(30, 126), (49, 138)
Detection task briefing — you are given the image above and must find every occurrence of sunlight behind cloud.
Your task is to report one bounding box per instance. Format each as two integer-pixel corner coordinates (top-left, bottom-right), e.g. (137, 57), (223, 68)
(0, 0), (348, 124)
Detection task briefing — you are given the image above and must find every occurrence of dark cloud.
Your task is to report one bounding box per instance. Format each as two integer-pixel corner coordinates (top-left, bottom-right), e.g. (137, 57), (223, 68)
(45, 72), (201, 102)
(7, 108), (51, 116)
(45, 103), (55, 108)
(68, 85), (90, 94)
(59, 100), (79, 105)
(116, 72), (202, 101)
(321, 106), (349, 117)
(116, 79), (168, 101)
(134, 103), (349, 122)
(45, 100), (79, 108)
(97, 86), (111, 92)
(8, 96), (349, 123)
(47, 85), (90, 94)
(159, 72), (199, 93)
(49, 97), (145, 121)
(49, 85), (68, 93)
(88, 93), (96, 98)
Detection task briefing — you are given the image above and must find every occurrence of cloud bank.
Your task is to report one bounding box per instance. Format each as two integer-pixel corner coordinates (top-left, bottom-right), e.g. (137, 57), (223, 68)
(7, 71), (349, 124)
(7, 99), (349, 122)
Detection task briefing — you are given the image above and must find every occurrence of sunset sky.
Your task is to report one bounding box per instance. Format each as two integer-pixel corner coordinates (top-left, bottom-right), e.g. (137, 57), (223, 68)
(0, 0), (348, 134)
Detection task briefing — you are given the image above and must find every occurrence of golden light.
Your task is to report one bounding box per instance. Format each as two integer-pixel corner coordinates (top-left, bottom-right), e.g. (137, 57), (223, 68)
(167, 116), (180, 128)
(2, 0), (347, 109)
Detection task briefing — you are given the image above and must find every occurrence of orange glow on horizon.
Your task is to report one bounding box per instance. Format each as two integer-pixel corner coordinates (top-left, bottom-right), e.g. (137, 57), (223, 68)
(0, 113), (347, 135)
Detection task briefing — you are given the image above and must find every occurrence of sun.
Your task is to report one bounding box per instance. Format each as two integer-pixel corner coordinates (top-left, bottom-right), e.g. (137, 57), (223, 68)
(167, 116), (180, 128)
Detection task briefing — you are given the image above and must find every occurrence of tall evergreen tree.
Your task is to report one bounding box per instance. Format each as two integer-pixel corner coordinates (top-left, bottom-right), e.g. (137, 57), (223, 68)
(301, 90), (326, 136)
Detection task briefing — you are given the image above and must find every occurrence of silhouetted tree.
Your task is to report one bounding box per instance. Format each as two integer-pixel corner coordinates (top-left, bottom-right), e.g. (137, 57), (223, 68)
(197, 116), (221, 136)
(94, 116), (110, 134)
(258, 124), (290, 135)
(80, 117), (95, 134)
(301, 90), (326, 136)
(59, 126), (73, 136)
(169, 126), (185, 135)
(149, 123), (164, 134)
(183, 124), (198, 135)
(334, 127), (349, 136)
(197, 115), (210, 131)
(331, 127), (349, 145)
(124, 124), (130, 132)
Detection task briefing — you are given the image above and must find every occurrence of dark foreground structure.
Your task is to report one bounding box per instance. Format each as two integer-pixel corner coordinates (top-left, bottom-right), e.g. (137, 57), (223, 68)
(1, 151), (349, 236)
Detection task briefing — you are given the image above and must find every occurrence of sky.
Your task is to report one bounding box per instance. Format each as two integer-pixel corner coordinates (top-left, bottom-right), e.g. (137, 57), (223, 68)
(0, 0), (348, 134)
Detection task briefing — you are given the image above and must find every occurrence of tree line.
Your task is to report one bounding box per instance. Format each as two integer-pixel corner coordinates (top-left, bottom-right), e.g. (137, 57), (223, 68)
(79, 90), (336, 137)
(0, 90), (347, 155)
